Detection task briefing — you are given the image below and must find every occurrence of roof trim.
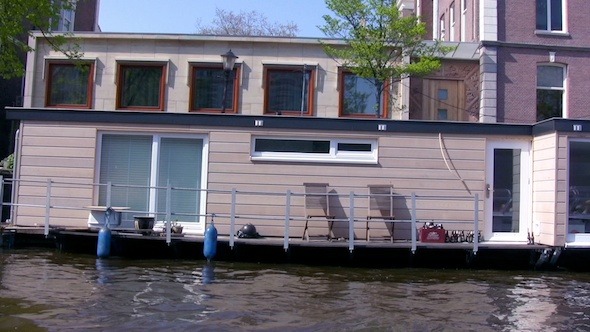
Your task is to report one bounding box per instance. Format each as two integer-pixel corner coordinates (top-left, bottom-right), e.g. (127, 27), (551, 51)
(6, 108), (534, 136)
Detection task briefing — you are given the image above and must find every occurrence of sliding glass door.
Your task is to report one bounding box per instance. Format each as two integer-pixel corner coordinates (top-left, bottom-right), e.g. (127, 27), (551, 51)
(99, 134), (207, 233)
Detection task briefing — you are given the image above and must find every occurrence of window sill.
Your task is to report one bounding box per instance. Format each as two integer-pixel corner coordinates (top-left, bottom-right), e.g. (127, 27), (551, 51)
(534, 30), (570, 37)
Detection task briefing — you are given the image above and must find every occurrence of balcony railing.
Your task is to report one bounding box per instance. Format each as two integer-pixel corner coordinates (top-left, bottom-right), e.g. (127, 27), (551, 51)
(1, 177), (481, 254)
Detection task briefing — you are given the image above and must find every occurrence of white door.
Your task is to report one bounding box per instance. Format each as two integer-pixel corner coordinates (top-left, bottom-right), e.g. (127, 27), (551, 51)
(485, 140), (532, 242)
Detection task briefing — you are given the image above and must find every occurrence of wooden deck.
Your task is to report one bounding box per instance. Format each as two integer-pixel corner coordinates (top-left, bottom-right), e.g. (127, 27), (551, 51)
(3, 225), (572, 270)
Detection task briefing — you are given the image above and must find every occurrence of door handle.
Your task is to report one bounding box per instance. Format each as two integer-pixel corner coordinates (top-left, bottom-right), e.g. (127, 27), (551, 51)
(486, 184), (491, 198)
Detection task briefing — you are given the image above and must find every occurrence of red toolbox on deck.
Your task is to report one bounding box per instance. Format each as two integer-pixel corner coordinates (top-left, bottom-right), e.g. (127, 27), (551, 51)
(419, 228), (445, 243)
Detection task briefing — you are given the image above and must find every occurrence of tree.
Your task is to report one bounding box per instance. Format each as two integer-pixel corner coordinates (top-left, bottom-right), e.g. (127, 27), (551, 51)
(320, 0), (452, 117)
(0, 0), (81, 79)
(196, 8), (299, 37)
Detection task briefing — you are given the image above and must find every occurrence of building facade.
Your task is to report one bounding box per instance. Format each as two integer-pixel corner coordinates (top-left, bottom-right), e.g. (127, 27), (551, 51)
(5, 30), (590, 249)
(0, 0), (100, 161)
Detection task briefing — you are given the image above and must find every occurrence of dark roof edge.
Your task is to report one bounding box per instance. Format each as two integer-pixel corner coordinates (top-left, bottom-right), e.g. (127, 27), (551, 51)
(8, 108), (585, 137)
(532, 118), (590, 135)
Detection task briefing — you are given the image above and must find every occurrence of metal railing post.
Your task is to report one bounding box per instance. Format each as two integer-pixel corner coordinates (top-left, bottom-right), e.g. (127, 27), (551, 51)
(106, 181), (112, 208)
(411, 192), (417, 254)
(44, 179), (52, 237)
(165, 183), (171, 245)
(230, 188), (237, 249)
(349, 191), (355, 253)
(473, 193), (479, 254)
(284, 190), (291, 251)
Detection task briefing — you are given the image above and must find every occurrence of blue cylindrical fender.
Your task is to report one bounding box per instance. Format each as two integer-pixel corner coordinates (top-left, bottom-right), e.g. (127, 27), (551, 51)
(97, 226), (111, 258)
(203, 222), (218, 261)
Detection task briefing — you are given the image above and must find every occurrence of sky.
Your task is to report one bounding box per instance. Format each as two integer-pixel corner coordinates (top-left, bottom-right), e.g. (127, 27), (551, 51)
(98, 0), (332, 38)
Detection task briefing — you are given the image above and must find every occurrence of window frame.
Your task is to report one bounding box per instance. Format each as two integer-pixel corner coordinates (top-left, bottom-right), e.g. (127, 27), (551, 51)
(251, 136), (378, 164)
(449, 2), (456, 42)
(338, 69), (389, 118)
(536, 0), (567, 34)
(116, 62), (167, 111)
(189, 63), (241, 113)
(460, 0), (467, 41)
(439, 14), (446, 41)
(536, 63), (567, 120)
(263, 65), (315, 116)
(96, 132), (209, 233)
(45, 60), (94, 109)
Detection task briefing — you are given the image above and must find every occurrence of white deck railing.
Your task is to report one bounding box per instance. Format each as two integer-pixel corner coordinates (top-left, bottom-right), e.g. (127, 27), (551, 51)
(1, 177), (481, 254)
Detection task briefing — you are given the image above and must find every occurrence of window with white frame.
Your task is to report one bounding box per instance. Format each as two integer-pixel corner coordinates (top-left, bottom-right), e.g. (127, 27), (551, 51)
(439, 15), (445, 41)
(536, 0), (566, 32)
(450, 2), (456, 42)
(251, 137), (378, 164)
(98, 134), (207, 228)
(460, 0), (467, 41)
(537, 64), (566, 121)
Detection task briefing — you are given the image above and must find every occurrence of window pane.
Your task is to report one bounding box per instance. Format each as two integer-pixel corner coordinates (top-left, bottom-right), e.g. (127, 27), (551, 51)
(437, 109), (448, 120)
(157, 138), (203, 223)
(438, 89), (448, 100)
(337, 143), (372, 152)
(48, 64), (90, 106)
(550, 0), (562, 30)
(536, 0), (548, 30)
(255, 139), (330, 153)
(120, 66), (163, 107)
(493, 149), (521, 233)
(343, 74), (378, 115)
(99, 135), (152, 224)
(537, 89), (563, 120)
(537, 66), (564, 87)
(267, 70), (310, 113)
(569, 142), (590, 233)
(192, 68), (234, 110)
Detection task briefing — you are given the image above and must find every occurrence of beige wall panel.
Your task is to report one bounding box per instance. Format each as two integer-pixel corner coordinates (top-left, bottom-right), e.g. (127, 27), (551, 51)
(19, 166), (94, 179)
(23, 136), (96, 148)
(17, 186), (93, 198)
(22, 124), (98, 138)
(21, 146), (95, 158)
(20, 156), (95, 169)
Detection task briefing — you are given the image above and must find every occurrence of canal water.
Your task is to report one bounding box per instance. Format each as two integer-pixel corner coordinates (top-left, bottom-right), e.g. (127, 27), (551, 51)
(1, 249), (590, 331)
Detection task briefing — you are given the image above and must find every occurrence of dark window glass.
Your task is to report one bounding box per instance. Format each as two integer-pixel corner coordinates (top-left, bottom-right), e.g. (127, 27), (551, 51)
(266, 68), (312, 114)
(536, 0), (548, 30)
(342, 73), (378, 115)
(537, 90), (563, 121)
(191, 67), (236, 111)
(337, 143), (372, 152)
(550, 0), (563, 30)
(118, 65), (164, 108)
(255, 139), (330, 154)
(47, 63), (92, 107)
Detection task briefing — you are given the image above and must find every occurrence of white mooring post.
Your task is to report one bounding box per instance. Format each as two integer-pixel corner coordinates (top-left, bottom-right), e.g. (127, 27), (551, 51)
(106, 182), (112, 209)
(348, 191), (354, 252)
(473, 193), (479, 254)
(230, 188), (237, 249)
(166, 183), (172, 245)
(411, 193), (417, 254)
(284, 190), (291, 251)
(44, 179), (52, 237)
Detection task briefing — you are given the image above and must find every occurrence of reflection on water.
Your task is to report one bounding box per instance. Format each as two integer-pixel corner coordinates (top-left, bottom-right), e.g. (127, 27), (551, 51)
(2, 249), (590, 331)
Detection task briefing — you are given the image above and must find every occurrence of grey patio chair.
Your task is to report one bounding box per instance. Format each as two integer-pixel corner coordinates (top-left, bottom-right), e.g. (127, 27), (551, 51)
(302, 183), (336, 241)
(366, 185), (395, 242)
